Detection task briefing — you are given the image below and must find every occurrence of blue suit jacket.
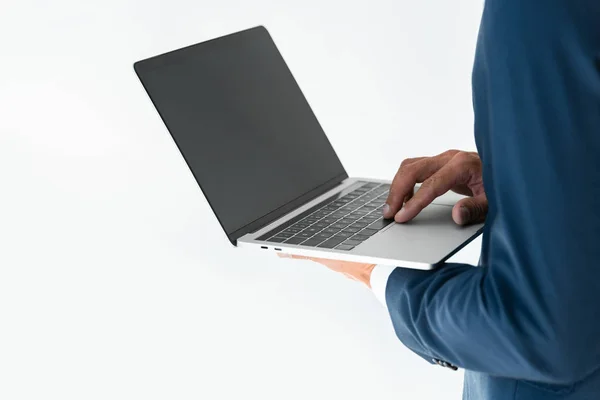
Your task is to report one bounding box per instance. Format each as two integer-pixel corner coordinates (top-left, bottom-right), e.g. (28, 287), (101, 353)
(385, 1), (600, 398)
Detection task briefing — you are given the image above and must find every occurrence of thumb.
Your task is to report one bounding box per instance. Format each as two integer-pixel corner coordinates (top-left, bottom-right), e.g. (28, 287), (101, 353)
(452, 194), (488, 226)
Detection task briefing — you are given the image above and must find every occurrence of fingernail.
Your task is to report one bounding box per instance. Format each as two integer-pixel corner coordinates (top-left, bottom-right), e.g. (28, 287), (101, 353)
(383, 204), (390, 216)
(459, 206), (470, 224)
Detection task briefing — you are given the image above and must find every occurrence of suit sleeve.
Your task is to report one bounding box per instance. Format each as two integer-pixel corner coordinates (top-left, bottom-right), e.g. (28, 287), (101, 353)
(384, 0), (600, 385)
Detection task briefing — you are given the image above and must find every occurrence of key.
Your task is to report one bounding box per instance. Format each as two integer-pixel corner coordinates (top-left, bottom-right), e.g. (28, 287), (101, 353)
(353, 211), (370, 217)
(360, 228), (379, 236)
(296, 232), (315, 238)
(276, 231), (295, 238)
(351, 234), (370, 241)
(302, 238), (326, 247)
(313, 231), (335, 240)
(330, 211), (347, 219)
(341, 239), (363, 247)
(362, 183), (378, 189)
(335, 244), (355, 251)
(285, 237), (306, 245)
(361, 218), (379, 225)
(368, 219), (393, 230)
(268, 237), (288, 243)
(335, 231), (353, 239)
(330, 223), (347, 229)
(321, 217), (338, 225)
(362, 215), (379, 221)
(318, 237), (346, 249)
(303, 227), (321, 234)
(348, 212), (365, 219)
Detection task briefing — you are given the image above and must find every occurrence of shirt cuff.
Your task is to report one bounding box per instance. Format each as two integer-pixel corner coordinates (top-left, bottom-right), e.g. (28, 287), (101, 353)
(370, 265), (397, 308)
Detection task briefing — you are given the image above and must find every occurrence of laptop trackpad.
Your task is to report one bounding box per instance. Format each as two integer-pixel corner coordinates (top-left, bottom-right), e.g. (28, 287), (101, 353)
(357, 204), (482, 265)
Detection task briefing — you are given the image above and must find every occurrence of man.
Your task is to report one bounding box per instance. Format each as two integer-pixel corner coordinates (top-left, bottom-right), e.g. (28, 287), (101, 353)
(281, 0), (600, 398)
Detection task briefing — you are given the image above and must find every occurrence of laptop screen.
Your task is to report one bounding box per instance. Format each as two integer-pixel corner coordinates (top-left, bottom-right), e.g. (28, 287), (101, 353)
(135, 27), (347, 242)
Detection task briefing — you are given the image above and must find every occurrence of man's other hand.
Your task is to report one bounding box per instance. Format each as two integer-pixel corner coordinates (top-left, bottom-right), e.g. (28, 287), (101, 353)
(383, 150), (487, 225)
(278, 254), (376, 288)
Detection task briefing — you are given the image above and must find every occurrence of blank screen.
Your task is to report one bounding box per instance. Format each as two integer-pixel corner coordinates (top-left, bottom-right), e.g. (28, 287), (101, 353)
(136, 27), (346, 238)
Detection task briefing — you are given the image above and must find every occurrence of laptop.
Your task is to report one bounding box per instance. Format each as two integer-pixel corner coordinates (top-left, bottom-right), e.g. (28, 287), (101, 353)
(134, 26), (483, 270)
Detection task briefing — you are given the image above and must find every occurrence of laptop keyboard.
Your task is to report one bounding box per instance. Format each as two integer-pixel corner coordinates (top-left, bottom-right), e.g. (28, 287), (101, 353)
(259, 182), (393, 251)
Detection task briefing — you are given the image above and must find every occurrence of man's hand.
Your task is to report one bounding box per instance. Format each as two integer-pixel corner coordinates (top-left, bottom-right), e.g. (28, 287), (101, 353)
(278, 150), (486, 285)
(383, 150), (487, 225)
(278, 254), (376, 288)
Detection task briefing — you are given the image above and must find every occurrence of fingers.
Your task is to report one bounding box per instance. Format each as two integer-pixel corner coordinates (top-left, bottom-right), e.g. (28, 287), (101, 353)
(278, 254), (339, 269)
(383, 153), (456, 219)
(278, 254), (376, 287)
(452, 194), (488, 225)
(394, 156), (469, 223)
(278, 254), (331, 264)
(277, 253), (308, 260)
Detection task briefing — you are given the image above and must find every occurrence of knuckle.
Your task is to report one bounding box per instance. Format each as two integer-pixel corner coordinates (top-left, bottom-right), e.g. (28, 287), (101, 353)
(400, 157), (422, 172)
(400, 158), (414, 168)
(453, 151), (472, 164)
(422, 175), (441, 191)
(419, 178), (433, 190)
(454, 151), (481, 168)
(415, 178), (432, 191)
(441, 149), (460, 158)
(397, 164), (417, 181)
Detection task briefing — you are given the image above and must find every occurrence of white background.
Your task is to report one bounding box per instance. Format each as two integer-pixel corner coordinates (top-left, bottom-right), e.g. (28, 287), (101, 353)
(1, 1), (484, 399)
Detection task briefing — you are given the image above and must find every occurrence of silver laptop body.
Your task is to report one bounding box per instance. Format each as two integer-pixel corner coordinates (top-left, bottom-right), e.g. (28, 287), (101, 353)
(239, 178), (482, 270)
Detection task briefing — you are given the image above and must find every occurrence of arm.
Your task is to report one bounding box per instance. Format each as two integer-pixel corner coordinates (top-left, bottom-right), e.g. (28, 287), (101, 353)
(382, 0), (600, 384)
